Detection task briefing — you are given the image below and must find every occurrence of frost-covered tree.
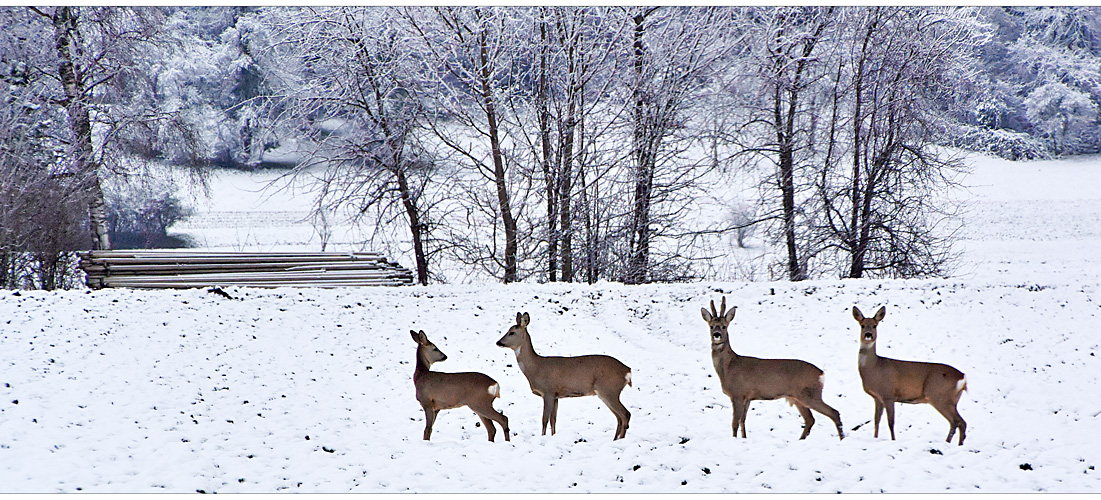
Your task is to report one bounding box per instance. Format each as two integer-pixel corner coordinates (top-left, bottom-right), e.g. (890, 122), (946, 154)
(736, 7), (836, 281)
(812, 7), (983, 279)
(402, 6), (530, 283)
(14, 7), (208, 251)
(265, 7), (439, 285)
(962, 7), (1101, 157)
(620, 6), (734, 284)
(1023, 82), (1099, 155)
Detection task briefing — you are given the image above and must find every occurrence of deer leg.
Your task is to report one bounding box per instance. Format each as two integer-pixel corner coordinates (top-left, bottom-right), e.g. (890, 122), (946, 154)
(873, 399), (884, 438)
(931, 401), (966, 446)
(550, 396), (559, 435)
(884, 401), (897, 440)
(739, 402), (749, 438)
(469, 399), (510, 442)
(731, 399), (745, 438)
(806, 398), (845, 440)
(795, 403), (815, 440)
(422, 405), (438, 441)
(477, 414), (497, 442)
(597, 390), (631, 440)
(541, 393), (555, 436)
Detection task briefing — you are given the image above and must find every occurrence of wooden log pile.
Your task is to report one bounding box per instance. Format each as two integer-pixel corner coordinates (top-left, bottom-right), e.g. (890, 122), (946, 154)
(79, 250), (414, 289)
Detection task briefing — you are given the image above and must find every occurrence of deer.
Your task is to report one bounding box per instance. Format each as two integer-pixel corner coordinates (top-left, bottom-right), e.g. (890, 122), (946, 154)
(852, 306), (968, 445)
(702, 296), (845, 440)
(496, 312), (633, 440)
(410, 330), (510, 442)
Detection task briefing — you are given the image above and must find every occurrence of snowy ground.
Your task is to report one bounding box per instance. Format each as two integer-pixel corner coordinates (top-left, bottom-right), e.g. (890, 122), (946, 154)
(1, 154), (1100, 492)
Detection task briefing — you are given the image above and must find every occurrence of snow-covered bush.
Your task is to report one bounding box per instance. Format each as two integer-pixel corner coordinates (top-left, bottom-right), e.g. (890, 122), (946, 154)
(946, 124), (1051, 160)
(105, 179), (193, 249)
(1022, 82), (1099, 155)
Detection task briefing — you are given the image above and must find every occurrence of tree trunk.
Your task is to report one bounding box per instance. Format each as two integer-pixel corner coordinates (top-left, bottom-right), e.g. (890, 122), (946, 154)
(626, 10), (653, 285)
(769, 11), (829, 282)
(476, 19), (518, 283)
(847, 13), (876, 279)
(52, 6), (111, 251)
(537, 17), (558, 282)
(558, 111), (575, 282)
(396, 167), (429, 285)
(558, 52), (579, 282)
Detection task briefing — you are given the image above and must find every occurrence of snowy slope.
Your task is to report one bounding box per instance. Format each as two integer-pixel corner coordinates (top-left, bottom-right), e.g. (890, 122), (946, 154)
(1, 154), (1100, 493)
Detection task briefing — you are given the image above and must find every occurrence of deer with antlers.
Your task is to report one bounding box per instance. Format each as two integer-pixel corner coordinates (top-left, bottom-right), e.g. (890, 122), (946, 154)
(496, 312), (633, 440)
(852, 306), (968, 445)
(410, 330), (510, 442)
(702, 297), (844, 440)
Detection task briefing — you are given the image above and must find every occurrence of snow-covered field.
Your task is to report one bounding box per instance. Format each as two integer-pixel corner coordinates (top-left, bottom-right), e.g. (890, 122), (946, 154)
(1, 154), (1100, 492)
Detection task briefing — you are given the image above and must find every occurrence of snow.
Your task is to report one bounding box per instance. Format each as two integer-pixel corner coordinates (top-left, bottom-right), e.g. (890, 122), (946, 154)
(2, 154), (1101, 493)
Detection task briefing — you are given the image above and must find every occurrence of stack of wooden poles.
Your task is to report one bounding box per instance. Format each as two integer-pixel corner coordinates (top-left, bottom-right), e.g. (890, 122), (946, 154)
(79, 250), (414, 289)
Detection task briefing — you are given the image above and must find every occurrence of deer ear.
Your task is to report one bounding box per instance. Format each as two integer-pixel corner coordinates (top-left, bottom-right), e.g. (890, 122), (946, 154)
(521, 312), (530, 326)
(410, 330), (423, 343)
(874, 306), (886, 322)
(852, 306), (864, 321)
(723, 305), (737, 322)
(515, 312), (523, 325)
(700, 307), (713, 322)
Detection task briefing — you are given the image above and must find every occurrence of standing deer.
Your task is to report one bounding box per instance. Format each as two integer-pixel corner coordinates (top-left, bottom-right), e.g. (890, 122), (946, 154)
(703, 297), (844, 440)
(852, 306), (967, 445)
(496, 312), (632, 440)
(410, 330), (510, 442)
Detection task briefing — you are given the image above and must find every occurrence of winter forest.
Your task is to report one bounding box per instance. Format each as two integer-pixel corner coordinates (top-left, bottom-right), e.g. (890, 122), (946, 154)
(4, 6), (1101, 288)
(4, 6), (1101, 494)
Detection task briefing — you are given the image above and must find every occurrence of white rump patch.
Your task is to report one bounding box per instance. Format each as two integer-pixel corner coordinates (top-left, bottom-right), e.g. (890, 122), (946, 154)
(956, 376), (967, 394)
(625, 371), (633, 387)
(489, 383), (500, 398)
(819, 374), (826, 386)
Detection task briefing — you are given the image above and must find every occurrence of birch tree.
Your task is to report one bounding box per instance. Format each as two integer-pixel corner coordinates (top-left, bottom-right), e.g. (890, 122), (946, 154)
(23, 7), (204, 251)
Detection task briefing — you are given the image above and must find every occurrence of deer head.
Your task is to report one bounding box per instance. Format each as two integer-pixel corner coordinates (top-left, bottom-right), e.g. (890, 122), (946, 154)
(700, 296), (737, 346)
(411, 329), (448, 365)
(496, 312), (530, 350)
(851, 306), (886, 347)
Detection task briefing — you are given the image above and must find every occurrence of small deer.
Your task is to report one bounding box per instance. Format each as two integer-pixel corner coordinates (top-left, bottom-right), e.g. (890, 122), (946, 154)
(410, 330), (510, 442)
(852, 306), (967, 445)
(496, 312), (632, 440)
(703, 297), (844, 440)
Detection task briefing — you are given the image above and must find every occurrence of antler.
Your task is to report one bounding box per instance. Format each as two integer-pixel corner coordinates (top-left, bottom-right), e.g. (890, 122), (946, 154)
(720, 296), (727, 317)
(710, 299), (718, 318)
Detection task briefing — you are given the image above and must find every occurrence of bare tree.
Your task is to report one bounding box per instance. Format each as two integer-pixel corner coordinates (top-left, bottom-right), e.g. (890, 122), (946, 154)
(812, 7), (982, 278)
(266, 7), (439, 284)
(736, 7), (836, 281)
(622, 7), (734, 284)
(403, 6), (529, 283)
(0, 77), (88, 289)
(506, 7), (624, 282)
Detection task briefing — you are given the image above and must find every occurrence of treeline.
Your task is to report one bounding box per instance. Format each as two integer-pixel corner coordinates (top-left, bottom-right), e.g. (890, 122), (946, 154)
(2, 7), (1100, 288)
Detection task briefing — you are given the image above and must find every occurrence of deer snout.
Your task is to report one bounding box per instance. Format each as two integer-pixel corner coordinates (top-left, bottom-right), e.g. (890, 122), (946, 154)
(439, 354), (448, 361)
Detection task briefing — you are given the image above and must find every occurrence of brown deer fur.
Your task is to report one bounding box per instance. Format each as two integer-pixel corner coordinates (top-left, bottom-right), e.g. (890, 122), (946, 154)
(703, 297), (844, 440)
(497, 312), (632, 440)
(411, 330), (509, 442)
(853, 306), (967, 445)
